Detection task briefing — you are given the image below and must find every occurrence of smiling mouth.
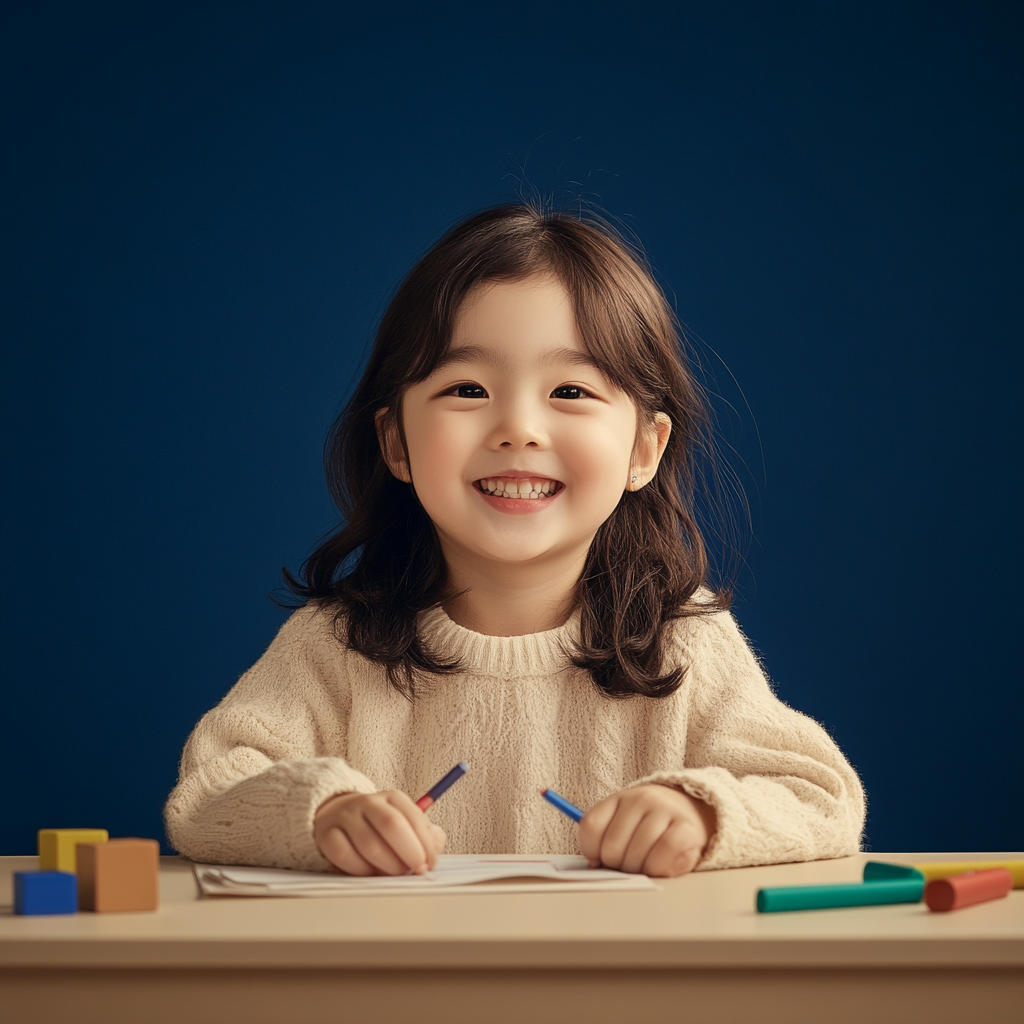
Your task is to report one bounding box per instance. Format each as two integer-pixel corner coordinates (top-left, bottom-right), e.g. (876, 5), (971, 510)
(475, 477), (563, 500)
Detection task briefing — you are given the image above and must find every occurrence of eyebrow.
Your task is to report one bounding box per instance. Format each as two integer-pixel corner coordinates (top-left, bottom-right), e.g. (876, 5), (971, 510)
(433, 344), (601, 374)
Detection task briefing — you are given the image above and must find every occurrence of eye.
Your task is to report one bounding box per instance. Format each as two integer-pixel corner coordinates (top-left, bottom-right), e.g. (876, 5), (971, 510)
(551, 385), (590, 400)
(450, 383), (488, 399)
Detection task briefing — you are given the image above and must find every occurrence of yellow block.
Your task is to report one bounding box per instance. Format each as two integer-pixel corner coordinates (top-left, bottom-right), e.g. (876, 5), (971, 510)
(38, 829), (109, 872)
(913, 860), (1024, 888)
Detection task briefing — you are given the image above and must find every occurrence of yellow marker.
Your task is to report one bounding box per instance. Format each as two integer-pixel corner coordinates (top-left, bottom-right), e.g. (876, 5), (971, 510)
(913, 860), (1024, 889)
(38, 829), (109, 872)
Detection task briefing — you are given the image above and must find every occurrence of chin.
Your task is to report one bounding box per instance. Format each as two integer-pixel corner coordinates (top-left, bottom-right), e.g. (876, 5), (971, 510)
(477, 545), (557, 565)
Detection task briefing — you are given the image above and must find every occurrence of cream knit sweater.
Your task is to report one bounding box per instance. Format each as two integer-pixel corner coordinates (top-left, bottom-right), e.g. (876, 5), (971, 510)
(165, 602), (865, 872)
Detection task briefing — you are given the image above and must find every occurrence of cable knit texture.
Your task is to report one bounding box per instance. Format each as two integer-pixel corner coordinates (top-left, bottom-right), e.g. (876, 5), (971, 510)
(165, 602), (865, 871)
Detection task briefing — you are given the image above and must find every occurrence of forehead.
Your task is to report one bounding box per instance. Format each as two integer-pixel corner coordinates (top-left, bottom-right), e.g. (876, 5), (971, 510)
(440, 275), (596, 372)
(454, 275), (580, 344)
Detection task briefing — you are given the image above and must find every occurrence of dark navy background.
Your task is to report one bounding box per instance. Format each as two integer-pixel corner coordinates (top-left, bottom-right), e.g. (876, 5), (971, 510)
(3, 2), (1021, 855)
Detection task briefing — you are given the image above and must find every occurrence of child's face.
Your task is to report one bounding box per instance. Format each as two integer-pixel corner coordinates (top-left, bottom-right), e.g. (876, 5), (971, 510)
(380, 274), (669, 581)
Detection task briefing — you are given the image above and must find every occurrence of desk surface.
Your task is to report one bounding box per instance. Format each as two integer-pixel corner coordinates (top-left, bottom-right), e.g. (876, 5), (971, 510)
(2, 852), (1022, 971)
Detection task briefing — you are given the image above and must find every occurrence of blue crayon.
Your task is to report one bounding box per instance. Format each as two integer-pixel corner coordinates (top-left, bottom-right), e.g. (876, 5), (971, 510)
(541, 788), (584, 823)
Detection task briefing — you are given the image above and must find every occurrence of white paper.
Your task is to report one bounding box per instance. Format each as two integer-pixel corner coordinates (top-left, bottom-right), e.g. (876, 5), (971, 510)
(192, 854), (658, 897)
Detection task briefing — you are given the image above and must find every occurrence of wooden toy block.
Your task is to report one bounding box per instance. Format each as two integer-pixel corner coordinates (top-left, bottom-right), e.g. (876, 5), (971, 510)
(76, 838), (159, 912)
(37, 828), (109, 872)
(14, 871), (78, 915)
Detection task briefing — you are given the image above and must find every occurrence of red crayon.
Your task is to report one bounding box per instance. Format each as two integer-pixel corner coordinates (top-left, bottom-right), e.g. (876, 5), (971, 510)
(924, 868), (1013, 912)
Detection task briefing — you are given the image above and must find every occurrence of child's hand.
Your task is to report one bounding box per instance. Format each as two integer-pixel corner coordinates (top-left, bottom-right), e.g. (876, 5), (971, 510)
(313, 791), (446, 875)
(578, 784), (716, 877)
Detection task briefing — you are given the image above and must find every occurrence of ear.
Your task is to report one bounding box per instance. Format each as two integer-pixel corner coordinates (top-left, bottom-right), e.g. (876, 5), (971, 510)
(375, 408), (412, 483)
(627, 412), (671, 491)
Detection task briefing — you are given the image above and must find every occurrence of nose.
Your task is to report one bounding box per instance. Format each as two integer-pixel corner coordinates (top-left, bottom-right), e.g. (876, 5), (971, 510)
(486, 395), (549, 451)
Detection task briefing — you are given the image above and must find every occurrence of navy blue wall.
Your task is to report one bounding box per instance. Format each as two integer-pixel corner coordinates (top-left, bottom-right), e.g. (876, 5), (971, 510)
(3, 2), (1021, 855)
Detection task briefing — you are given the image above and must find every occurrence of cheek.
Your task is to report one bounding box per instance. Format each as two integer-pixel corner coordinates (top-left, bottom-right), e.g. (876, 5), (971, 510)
(405, 416), (471, 494)
(561, 419), (634, 495)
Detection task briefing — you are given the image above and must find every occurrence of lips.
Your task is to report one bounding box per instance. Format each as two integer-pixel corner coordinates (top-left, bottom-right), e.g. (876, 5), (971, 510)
(475, 476), (563, 500)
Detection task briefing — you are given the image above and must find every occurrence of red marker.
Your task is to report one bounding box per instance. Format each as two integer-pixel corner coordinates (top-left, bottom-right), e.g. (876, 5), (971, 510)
(924, 868), (1014, 912)
(415, 762), (469, 811)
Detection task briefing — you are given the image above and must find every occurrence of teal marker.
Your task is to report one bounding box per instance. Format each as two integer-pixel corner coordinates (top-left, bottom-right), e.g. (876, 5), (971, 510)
(757, 875), (925, 913)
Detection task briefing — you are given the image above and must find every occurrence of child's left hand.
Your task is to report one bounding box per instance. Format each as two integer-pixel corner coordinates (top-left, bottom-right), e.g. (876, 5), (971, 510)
(578, 784), (716, 877)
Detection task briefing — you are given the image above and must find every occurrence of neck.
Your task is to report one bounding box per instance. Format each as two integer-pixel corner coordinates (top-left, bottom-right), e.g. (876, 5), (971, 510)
(440, 549), (585, 637)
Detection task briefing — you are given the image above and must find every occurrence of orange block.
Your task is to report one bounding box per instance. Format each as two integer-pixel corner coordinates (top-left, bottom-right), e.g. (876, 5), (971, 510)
(76, 838), (159, 912)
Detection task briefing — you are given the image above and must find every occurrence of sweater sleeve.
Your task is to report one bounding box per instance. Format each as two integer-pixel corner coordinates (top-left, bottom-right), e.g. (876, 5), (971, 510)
(164, 605), (377, 870)
(635, 610), (866, 870)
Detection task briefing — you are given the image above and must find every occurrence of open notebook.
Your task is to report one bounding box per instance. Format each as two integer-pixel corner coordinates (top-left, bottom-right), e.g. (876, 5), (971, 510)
(193, 854), (658, 897)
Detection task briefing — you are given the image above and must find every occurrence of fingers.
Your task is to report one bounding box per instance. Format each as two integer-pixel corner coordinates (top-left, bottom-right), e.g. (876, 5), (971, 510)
(313, 791), (446, 876)
(346, 802), (428, 875)
(579, 785), (711, 878)
(578, 795), (618, 866)
(366, 790), (443, 872)
(595, 799), (656, 872)
(316, 824), (378, 876)
(641, 820), (703, 878)
(429, 822), (446, 856)
(619, 809), (673, 875)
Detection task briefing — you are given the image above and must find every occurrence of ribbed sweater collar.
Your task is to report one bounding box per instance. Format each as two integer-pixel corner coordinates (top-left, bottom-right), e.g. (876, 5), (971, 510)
(418, 606), (580, 679)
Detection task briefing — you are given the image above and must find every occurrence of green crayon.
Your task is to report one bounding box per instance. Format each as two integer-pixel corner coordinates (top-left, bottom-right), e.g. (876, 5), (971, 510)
(862, 861), (926, 882)
(756, 877), (924, 913)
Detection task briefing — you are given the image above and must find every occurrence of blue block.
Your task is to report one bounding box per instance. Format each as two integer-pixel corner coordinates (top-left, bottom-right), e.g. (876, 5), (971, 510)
(14, 871), (78, 915)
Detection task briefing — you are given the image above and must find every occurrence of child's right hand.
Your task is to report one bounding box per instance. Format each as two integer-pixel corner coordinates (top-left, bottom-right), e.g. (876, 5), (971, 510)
(313, 791), (446, 875)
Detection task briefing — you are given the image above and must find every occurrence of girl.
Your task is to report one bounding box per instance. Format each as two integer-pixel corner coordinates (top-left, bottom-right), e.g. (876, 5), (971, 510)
(165, 206), (864, 878)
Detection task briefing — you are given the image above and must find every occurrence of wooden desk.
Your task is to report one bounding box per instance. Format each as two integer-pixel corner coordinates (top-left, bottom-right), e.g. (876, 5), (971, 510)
(2, 852), (1021, 1024)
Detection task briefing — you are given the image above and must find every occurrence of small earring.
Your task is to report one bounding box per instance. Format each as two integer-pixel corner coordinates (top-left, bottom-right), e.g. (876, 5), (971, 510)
(631, 475), (638, 484)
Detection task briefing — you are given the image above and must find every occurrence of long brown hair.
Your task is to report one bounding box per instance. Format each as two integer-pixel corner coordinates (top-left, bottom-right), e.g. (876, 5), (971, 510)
(284, 205), (732, 698)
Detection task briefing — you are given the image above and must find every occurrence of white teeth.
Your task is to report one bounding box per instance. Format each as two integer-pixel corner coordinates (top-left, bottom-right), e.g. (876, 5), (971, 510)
(479, 477), (559, 499)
